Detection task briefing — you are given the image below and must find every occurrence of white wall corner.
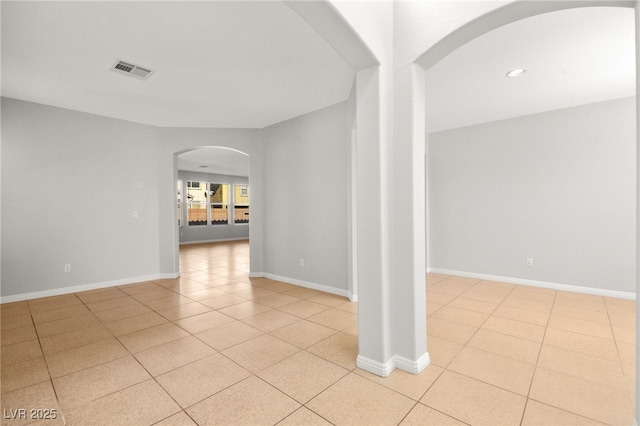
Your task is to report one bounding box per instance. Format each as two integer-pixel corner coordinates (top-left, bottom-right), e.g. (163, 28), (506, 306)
(356, 354), (395, 377)
(394, 352), (430, 375)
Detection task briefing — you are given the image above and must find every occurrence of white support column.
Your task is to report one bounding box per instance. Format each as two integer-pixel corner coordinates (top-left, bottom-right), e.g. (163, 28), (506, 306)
(635, 4), (640, 425)
(355, 65), (394, 375)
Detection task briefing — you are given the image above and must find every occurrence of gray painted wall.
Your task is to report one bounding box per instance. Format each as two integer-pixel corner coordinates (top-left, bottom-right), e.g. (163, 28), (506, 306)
(261, 102), (350, 292)
(1, 98), (162, 296)
(1, 96), (351, 299)
(428, 96), (636, 293)
(178, 170), (249, 244)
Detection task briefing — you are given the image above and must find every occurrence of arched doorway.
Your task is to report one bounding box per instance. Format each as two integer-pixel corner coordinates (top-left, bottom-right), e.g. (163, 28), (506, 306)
(173, 146), (251, 275)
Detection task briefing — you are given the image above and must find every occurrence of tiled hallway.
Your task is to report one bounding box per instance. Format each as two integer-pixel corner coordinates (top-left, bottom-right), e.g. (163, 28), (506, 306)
(1, 240), (635, 425)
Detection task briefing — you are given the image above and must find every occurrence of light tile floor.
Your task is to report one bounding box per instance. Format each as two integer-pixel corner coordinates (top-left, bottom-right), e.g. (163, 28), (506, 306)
(1, 240), (636, 425)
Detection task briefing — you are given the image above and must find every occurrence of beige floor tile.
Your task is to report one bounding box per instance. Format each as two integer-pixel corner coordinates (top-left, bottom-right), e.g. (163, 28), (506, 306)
(28, 294), (82, 313)
(421, 370), (526, 426)
(612, 325), (635, 345)
(153, 411), (198, 426)
(431, 305), (489, 327)
(481, 316), (546, 342)
(355, 363), (444, 401)
(132, 288), (177, 303)
(278, 407), (333, 425)
(544, 327), (619, 361)
(306, 332), (358, 370)
(1, 339), (42, 365)
(53, 356), (150, 408)
(1, 301), (31, 318)
(278, 300), (330, 318)
(461, 284), (512, 304)
(40, 325), (113, 354)
(195, 321), (264, 351)
(1, 314), (33, 331)
(31, 304), (90, 324)
(35, 313), (101, 338)
(173, 310), (234, 334)
(529, 367), (634, 425)
(63, 379), (180, 426)
(333, 301), (358, 314)
(554, 293), (606, 312)
(552, 304), (610, 325)
(548, 314), (614, 340)
(426, 317), (477, 345)
(181, 287), (226, 301)
(231, 287), (279, 300)
(1, 356), (50, 393)
(222, 334), (300, 373)
(44, 338), (129, 378)
(448, 346), (535, 395)
(269, 320), (337, 349)
(1, 325), (38, 346)
(447, 297), (497, 314)
(426, 291), (457, 305)
(426, 335), (464, 368)
(258, 351), (349, 403)
(0, 381), (60, 426)
(306, 373), (414, 426)
(104, 311), (169, 336)
(307, 308), (357, 331)
(253, 293), (301, 308)
(156, 353), (251, 408)
(492, 304), (550, 326)
(117, 323), (190, 353)
(467, 328), (541, 364)
(307, 293), (350, 307)
(428, 283), (469, 297)
(618, 341), (636, 371)
(134, 336), (217, 377)
(118, 281), (164, 295)
(187, 376), (300, 425)
(198, 293), (248, 309)
(143, 294), (193, 310)
(92, 302), (151, 322)
(76, 287), (127, 304)
(241, 309), (300, 332)
(400, 403), (466, 425)
(509, 286), (556, 303)
(219, 301), (272, 319)
(260, 281), (301, 293)
(85, 295), (139, 313)
(501, 295), (553, 313)
(521, 399), (607, 426)
(608, 310), (635, 328)
(426, 302), (444, 316)
(156, 301), (212, 321)
(537, 345), (627, 390)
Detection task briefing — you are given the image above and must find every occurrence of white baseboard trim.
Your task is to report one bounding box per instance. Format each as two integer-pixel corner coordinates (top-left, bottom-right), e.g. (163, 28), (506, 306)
(356, 355), (395, 377)
(427, 268), (636, 300)
(0, 272), (180, 304)
(394, 352), (431, 375)
(249, 272), (352, 300)
(357, 352), (430, 377)
(179, 237), (248, 245)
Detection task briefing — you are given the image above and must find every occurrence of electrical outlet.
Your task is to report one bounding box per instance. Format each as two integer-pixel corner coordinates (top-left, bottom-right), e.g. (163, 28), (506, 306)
(526, 258), (533, 266)
(64, 264), (71, 273)
(299, 259), (305, 267)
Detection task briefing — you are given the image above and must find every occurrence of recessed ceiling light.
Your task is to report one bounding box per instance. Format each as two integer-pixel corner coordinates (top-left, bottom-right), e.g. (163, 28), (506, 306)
(506, 68), (527, 77)
(198, 165), (208, 168)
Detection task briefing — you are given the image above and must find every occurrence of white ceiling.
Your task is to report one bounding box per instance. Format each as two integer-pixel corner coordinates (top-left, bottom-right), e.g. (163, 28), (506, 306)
(425, 6), (636, 133)
(178, 147), (249, 176)
(1, 1), (354, 129)
(2, 2), (635, 175)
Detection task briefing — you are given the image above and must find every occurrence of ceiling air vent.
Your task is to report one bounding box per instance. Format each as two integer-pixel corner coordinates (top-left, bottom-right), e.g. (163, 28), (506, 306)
(111, 60), (154, 81)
